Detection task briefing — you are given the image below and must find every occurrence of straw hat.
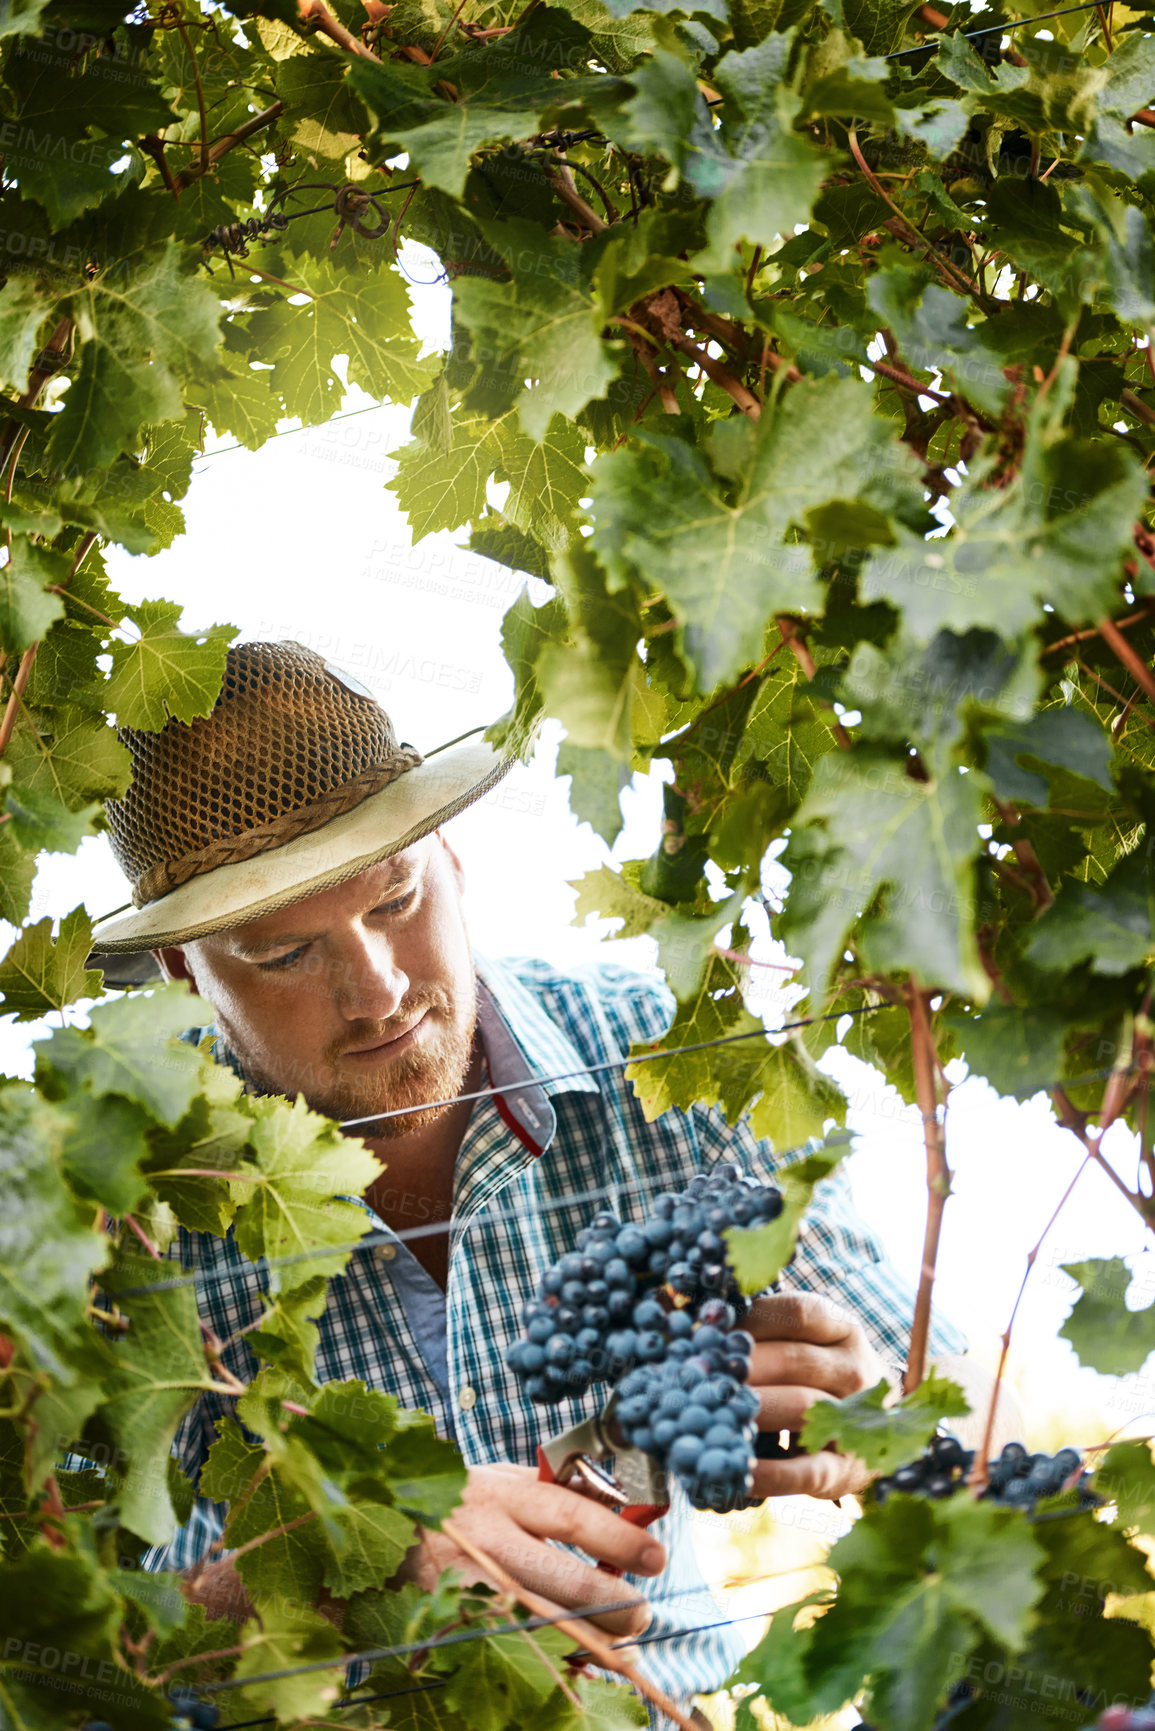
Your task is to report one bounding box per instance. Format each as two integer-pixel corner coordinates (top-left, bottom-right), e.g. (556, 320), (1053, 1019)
(90, 640), (512, 956)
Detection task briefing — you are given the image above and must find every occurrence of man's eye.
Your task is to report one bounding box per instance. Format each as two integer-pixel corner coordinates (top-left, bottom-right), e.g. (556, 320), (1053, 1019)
(259, 945), (307, 972)
(378, 890), (416, 916)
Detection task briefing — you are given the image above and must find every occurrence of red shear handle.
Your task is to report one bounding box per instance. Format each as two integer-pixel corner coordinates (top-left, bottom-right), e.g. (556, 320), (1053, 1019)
(536, 1443), (558, 1484)
(536, 1445), (669, 1577)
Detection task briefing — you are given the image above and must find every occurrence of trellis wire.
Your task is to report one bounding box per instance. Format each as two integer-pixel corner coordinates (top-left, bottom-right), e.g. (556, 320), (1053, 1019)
(886, 0), (1112, 59)
(209, 1599), (794, 1725)
(115, 1126), (854, 1296)
(116, 1040), (1140, 1302)
(199, 1573), (816, 1695)
(335, 1002), (882, 1131)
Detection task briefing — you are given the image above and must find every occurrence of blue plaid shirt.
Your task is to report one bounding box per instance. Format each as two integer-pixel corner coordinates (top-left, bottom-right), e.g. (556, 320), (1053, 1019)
(144, 953), (965, 1707)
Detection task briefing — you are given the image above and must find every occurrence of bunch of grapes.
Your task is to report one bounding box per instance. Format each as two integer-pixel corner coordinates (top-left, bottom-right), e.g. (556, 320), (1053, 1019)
(505, 1164), (782, 1408)
(874, 1435), (1096, 1508)
(612, 1297), (761, 1512)
(505, 1165), (784, 1511)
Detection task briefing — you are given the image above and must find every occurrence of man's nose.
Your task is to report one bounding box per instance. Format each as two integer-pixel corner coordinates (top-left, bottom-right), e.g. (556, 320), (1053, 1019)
(332, 931), (408, 1021)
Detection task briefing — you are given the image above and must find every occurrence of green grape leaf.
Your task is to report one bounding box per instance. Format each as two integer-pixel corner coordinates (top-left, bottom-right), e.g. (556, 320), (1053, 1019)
(110, 1567), (188, 1640)
(1097, 1438), (1155, 1532)
(725, 1138), (848, 1294)
(804, 1494), (1045, 1728)
(800, 1370), (970, 1472)
(561, 1678), (650, 1731)
(0, 1087), (108, 1386)
(104, 599), (234, 729)
(779, 751), (987, 998)
(100, 1253), (218, 1545)
(747, 1037), (848, 1147)
(686, 35), (828, 271)
(454, 224), (619, 440)
(946, 1003), (1069, 1102)
(861, 434), (1149, 644)
(0, 272), (52, 392)
(47, 339), (181, 476)
(592, 376), (917, 689)
(230, 1600), (345, 1726)
(571, 864), (668, 937)
(61, 1092), (153, 1214)
(0, 1545), (164, 1731)
(254, 248), (432, 425)
(0, 906), (102, 1021)
(735, 1593), (832, 1727)
(1060, 1256), (1155, 1376)
(322, 1499), (416, 1597)
(2, 781), (102, 854)
(391, 410), (505, 539)
(7, 705), (132, 809)
(142, 1059), (250, 1235)
(349, 56), (529, 195)
(981, 704), (1114, 809)
(0, 823), (37, 927)
(34, 985), (214, 1128)
(381, 1412), (468, 1525)
(0, 539), (65, 654)
(490, 588), (568, 758)
(440, 1624), (572, 1731)
(623, 954), (766, 1124)
(1025, 851), (1153, 977)
(557, 742), (629, 844)
(231, 1094), (382, 1286)
(496, 415), (588, 553)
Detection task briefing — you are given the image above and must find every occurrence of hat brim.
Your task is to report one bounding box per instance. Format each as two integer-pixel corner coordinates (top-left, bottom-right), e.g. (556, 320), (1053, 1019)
(90, 740), (512, 955)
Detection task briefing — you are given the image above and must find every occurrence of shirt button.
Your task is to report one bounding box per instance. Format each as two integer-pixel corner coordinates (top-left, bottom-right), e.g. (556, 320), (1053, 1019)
(374, 1243), (397, 1263)
(459, 1386), (477, 1411)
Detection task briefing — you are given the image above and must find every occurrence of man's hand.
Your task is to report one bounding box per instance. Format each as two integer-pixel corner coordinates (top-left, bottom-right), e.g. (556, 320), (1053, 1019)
(396, 1462), (667, 1638)
(746, 1292), (882, 1500)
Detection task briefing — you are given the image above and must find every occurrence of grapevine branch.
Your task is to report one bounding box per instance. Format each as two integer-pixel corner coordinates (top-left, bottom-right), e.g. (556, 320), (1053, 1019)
(775, 618), (853, 749)
(1098, 612), (1155, 709)
(172, 100), (285, 193)
(1050, 1085), (1151, 1221)
(438, 1519), (701, 1731)
(971, 1153), (1094, 1491)
(904, 986), (950, 1393)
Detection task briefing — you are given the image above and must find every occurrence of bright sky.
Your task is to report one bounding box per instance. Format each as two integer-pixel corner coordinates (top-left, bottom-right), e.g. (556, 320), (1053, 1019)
(1, 257), (1150, 1457)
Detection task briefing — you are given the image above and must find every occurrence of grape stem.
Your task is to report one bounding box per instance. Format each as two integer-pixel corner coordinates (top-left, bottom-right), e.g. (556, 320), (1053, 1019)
(903, 987), (950, 1394)
(439, 1518), (702, 1731)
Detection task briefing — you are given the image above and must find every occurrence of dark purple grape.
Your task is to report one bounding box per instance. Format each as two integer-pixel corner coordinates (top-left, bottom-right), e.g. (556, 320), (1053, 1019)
(669, 1434), (704, 1473)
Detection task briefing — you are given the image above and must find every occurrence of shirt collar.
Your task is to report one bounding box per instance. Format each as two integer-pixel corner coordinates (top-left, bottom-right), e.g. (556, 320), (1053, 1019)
(473, 953), (601, 1103)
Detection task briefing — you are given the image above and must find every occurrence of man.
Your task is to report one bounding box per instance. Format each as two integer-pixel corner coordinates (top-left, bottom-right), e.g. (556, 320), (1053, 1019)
(93, 640), (968, 1709)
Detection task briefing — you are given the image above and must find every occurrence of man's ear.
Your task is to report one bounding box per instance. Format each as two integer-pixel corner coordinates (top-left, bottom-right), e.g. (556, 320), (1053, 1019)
(154, 947), (199, 992)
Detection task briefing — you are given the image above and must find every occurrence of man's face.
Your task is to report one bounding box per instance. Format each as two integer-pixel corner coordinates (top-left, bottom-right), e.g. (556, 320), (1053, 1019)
(158, 834), (477, 1135)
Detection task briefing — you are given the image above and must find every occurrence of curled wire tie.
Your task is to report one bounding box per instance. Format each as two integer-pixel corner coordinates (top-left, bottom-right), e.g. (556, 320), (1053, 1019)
(333, 180), (389, 241)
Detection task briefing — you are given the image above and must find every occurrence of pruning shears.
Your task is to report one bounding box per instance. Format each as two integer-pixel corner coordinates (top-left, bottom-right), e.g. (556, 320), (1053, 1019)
(536, 1394), (670, 1577)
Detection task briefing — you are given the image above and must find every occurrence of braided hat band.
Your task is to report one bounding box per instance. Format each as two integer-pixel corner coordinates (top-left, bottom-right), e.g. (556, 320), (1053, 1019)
(105, 642), (425, 909)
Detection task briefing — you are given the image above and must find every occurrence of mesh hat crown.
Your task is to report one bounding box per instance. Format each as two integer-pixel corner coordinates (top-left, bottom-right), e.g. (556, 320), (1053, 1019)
(94, 639), (508, 953)
(107, 641), (427, 909)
